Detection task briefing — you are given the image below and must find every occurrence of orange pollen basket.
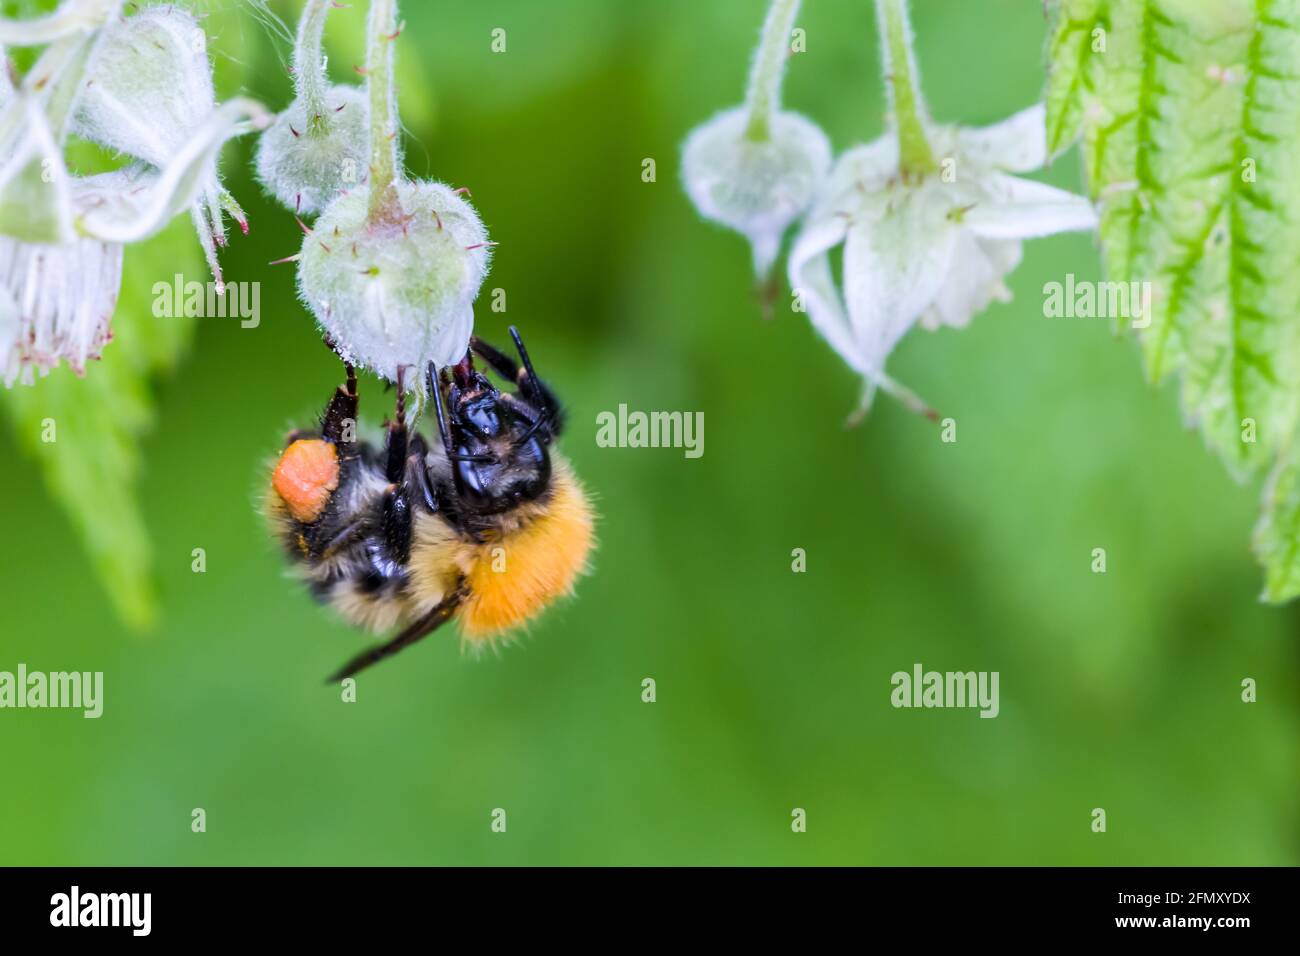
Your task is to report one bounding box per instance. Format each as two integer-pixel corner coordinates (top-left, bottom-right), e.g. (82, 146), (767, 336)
(272, 439), (340, 523)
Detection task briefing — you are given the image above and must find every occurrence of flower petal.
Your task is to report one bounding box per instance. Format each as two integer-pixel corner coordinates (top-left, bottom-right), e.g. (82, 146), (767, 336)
(826, 134), (899, 197)
(0, 283), (19, 385)
(680, 106), (831, 278)
(76, 98), (268, 244)
(842, 188), (958, 373)
(921, 232), (1021, 330)
(964, 172), (1097, 240)
(0, 233), (122, 385)
(787, 212), (864, 373)
(71, 3), (215, 166)
(0, 98), (75, 243)
(957, 103), (1048, 173)
(0, 0), (115, 47)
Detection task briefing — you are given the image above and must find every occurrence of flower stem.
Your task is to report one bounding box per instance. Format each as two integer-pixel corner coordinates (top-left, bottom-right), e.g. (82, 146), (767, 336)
(294, 0), (332, 134)
(743, 0), (801, 141)
(876, 0), (935, 176)
(366, 0), (400, 223)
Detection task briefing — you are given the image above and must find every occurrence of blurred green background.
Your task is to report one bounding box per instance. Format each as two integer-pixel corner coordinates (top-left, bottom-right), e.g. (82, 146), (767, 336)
(1, 0), (1296, 865)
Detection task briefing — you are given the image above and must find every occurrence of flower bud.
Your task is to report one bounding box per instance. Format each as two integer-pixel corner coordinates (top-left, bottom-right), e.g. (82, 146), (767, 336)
(255, 86), (368, 216)
(682, 106), (830, 276)
(70, 3), (259, 289)
(72, 4), (216, 167)
(255, 0), (369, 215)
(296, 179), (491, 384)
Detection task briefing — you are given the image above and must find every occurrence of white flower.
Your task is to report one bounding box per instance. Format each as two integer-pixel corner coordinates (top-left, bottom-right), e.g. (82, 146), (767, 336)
(681, 0), (827, 278)
(0, 0), (267, 386)
(683, 107), (829, 277)
(294, 0), (491, 389)
(296, 179), (491, 383)
(71, 4), (258, 288)
(0, 232), (121, 386)
(789, 103), (1097, 417)
(0, 0), (116, 45)
(0, 97), (267, 386)
(256, 85), (368, 216)
(255, 0), (369, 215)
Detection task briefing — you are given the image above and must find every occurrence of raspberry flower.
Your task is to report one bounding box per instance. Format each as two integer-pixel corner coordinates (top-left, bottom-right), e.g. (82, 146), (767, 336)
(70, 3), (261, 291)
(789, 0), (1096, 419)
(681, 0), (829, 281)
(296, 0), (492, 387)
(0, 1), (267, 385)
(255, 0), (368, 215)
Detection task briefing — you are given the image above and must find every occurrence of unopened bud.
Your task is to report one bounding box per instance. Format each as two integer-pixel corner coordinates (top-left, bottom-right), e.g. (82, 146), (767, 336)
(255, 85), (368, 215)
(296, 179), (491, 385)
(682, 107), (830, 276)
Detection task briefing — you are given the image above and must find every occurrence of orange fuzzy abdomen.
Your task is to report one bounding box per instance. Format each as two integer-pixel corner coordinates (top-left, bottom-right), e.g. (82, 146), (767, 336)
(272, 439), (339, 523)
(459, 466), (595, 639)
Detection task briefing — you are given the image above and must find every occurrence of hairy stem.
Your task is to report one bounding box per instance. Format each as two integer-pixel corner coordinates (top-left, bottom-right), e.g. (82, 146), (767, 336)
(294, 0), (333, 134)
(876, 0), (935, 176)
(744, 0), (801, 141)
(366, 0), (400, 222)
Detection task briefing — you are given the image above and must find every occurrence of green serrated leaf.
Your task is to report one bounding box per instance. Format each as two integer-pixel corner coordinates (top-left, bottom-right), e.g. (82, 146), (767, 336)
(1044, 0), (1106, 157)
(1047, 0), (1300, 599)
(1, 219), (199, 630)
(1254, 440), (1300, 601)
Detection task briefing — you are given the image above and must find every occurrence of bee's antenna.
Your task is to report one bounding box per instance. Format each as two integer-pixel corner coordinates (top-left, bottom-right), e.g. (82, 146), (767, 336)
(427, 362), (455, 462)
(515, 410), (549, 446)
(508, 325), (541, 404)
(429, 361), (494, 464)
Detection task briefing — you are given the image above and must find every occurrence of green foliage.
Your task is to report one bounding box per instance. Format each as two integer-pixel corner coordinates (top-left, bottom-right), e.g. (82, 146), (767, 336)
(1, 221), (198, 629)
(1047, 0), (1300, 600)
(0, 0), (257, 628)
(0, 0), (1292, 868)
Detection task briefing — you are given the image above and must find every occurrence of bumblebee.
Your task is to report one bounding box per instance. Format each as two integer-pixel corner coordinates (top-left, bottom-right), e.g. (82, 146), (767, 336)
(266, 327), (594, 682)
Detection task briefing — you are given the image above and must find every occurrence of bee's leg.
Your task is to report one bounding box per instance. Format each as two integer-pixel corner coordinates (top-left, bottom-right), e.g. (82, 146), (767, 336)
(379, 368), (413, 563)
(469, 326), (565, 437)
(282, 354), (356, 452)
(379, 486), (412, 564)
(428, 362), (455, 461)
(317, 519), (365, 559)
(294, 496), (368, 562)
(383, 367), (409, 483)
(321, 360), (359, 450)
(326, 582), (467, 683)
(396, 430), (440, 514)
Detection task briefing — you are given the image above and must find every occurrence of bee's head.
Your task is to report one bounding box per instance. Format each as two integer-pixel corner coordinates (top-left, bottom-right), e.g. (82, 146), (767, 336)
(429, 352), (552, 517)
